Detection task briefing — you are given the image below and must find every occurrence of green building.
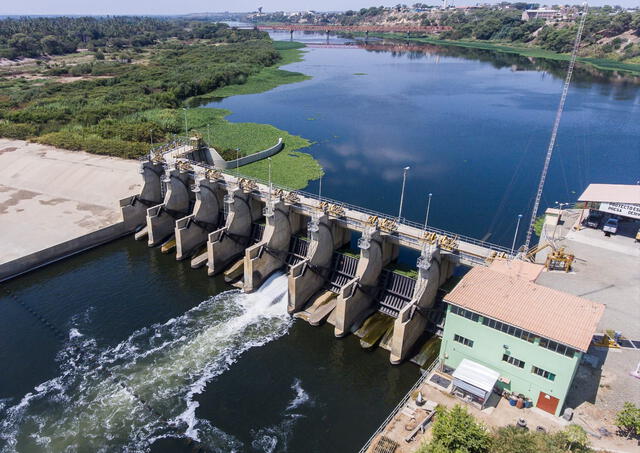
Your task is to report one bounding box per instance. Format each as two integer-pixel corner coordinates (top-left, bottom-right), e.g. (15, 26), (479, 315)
(439, 266), (604, 416)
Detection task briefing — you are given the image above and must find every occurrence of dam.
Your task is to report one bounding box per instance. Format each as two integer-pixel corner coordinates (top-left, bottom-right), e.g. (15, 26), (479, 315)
(120, 137), (514, 365)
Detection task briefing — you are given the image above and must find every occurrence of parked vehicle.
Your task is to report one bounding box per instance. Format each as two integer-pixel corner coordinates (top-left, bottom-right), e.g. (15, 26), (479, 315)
(585, 211), (603, 228)
(635, 228), (640, 243)
(603, 217), (619, 235)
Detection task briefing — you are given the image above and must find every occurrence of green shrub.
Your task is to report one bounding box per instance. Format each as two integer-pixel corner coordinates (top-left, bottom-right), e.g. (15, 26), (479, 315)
(0, 121), (38, 139)
(616, 402), (640, 438)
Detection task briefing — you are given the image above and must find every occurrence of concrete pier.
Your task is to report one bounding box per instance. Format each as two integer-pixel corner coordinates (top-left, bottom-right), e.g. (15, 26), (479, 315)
(175, 176), (222, 260)
(334, 228), (398, 337)
(146, 164), (192, 247)
(206, 186), (257, 276)
(288, 214), (350, 313)
(244, 201), (290, 292)
(120, 160), (164, 232)
(389, 245), (455, 364)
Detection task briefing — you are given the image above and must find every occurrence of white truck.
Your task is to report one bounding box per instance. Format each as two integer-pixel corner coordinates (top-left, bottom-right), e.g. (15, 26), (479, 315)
(603, 217), (619, 235)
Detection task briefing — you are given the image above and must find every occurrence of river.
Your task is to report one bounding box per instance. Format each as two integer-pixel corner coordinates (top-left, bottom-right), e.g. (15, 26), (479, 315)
(0, 31), (638, 453)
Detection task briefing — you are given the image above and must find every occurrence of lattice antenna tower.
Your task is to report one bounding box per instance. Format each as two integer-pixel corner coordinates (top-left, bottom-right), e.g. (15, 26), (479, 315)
(523, 3), (589, 252)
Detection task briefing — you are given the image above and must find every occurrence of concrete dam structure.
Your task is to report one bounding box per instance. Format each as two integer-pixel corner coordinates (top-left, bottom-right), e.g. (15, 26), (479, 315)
(120, 142), (514, 364)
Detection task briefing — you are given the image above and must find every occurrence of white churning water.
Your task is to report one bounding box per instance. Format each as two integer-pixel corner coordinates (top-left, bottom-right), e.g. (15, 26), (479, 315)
(0, 273), (292, 452)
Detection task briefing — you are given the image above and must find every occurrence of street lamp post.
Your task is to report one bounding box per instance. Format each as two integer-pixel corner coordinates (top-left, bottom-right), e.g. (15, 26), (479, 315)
(183, 108), (188, 138)
(268, 157), (272, 201)
(424, 192), (433, 230)
(397, 166), (411, 221)
(235, 148), (240, 177)
(512, 214), (523, 255)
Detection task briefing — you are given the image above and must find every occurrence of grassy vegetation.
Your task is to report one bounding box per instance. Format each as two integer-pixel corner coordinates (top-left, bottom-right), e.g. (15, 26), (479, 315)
(238, 148), (323, 190)
(533, 215), (546, 237)
(138, 105), (322, 190)
(387, 262), (419, 279)
(188, 41), (310, 103)
(1, 19), (322, 189)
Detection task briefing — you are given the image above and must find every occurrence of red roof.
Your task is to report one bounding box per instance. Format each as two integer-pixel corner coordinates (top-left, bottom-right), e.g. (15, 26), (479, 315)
(445, 267), (605, 352)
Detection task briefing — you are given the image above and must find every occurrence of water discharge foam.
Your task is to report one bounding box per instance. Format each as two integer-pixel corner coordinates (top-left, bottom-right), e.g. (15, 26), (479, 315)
(0, 272), (291, 452)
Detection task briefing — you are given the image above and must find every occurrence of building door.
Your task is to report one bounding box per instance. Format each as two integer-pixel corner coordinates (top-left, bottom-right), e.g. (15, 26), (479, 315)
(536, 391), (559, 415)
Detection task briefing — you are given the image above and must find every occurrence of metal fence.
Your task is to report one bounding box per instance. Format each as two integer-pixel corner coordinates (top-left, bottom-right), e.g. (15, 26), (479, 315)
(148, 143), (513, 256)
(357, 358), (440, 453)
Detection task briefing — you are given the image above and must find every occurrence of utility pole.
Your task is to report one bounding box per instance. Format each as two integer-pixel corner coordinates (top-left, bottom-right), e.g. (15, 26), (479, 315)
(398, 166), (410, 221)
(523, 3), (588, 252)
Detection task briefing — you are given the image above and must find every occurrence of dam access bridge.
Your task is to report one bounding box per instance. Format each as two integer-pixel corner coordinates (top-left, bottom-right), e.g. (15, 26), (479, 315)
(120, 138), (513, 364)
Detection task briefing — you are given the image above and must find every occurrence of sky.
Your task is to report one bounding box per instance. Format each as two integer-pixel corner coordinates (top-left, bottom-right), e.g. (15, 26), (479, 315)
(1, 0), (637, 15)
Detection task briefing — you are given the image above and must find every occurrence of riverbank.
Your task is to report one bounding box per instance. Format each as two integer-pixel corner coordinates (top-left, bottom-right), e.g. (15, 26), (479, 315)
(362, 33), (640, 76)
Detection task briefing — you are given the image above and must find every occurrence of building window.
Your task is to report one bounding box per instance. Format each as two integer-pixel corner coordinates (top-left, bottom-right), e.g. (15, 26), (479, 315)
(502, 354), (525, 369)
(454, 334), (474, 348)
(450, 305), (479, 322)
(539, 338), (576, 358)
(482, 316), (537, 343)
(532, 366), (556, 381)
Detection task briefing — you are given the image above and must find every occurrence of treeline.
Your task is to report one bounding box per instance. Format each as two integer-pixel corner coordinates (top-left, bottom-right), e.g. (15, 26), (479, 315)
(417, 405), (593, 453)
(0, 17), (265, 59)
(0, 25), (281, 158)
(434, 7), (640, 58)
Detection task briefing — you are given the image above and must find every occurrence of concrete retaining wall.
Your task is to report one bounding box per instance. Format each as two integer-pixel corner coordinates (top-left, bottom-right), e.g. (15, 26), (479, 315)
(0, 222), (129, 282)
(207, 138), (283, 169)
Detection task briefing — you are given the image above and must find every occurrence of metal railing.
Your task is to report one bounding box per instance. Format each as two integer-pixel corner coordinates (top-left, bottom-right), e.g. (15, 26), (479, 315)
(358, 357), (440, 453)
(145, 143), (513, 256)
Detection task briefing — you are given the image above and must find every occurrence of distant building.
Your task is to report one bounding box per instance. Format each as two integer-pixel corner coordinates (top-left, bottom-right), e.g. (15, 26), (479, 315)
(439, 266), (604, 416)
(521, 9), (559, 21)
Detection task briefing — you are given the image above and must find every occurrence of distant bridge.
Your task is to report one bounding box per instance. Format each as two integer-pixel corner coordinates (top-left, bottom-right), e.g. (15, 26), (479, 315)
(257, 24), (452, 34)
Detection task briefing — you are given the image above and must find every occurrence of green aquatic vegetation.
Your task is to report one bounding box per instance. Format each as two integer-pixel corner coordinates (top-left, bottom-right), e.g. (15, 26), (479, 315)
(353, 72), (368, 75)
(236, 147), (323, 190)
(132, 107), (310, 157)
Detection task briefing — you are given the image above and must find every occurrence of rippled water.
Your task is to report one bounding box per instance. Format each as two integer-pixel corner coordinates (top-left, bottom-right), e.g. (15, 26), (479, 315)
(0, 273), (292, 452)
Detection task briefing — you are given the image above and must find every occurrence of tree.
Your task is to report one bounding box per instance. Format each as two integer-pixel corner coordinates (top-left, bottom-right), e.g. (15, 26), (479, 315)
(424, 405), (491, 453)
(492, 426), (539, 453)
(615, 402), (640, 438)
(561, 425), (590, 452)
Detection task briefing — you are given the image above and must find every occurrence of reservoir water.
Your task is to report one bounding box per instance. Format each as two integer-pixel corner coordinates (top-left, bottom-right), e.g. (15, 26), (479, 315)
(1, 32), (638, 452)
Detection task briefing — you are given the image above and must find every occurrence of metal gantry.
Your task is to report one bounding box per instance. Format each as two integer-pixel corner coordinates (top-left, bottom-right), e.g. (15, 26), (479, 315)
(523, 4), (589, 251)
